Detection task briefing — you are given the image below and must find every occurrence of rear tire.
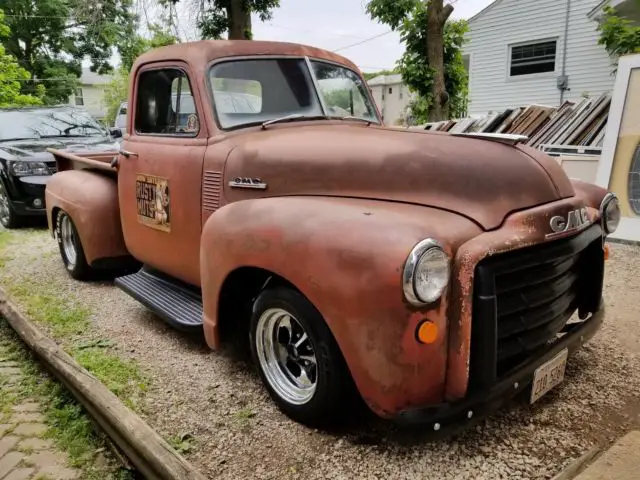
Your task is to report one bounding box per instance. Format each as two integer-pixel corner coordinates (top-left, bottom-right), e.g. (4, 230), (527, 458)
(55, 211), (95, 280)
(0, 182), (21, 229)
(249, 286), (357, 428)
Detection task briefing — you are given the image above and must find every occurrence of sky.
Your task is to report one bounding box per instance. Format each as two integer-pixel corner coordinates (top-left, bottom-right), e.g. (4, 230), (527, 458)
(167, 0), (496, 74)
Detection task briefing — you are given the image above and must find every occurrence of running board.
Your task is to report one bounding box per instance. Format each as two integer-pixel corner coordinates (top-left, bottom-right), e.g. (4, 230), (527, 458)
(114, 268), (203, 332)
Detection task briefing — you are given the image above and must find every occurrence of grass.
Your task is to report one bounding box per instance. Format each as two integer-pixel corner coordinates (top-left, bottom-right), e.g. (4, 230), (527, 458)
(167, 432), (196, 455)
(0, 320), (135, 479)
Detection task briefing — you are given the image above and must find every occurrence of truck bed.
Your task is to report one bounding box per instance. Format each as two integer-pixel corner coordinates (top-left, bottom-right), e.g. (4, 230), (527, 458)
(47, 147), (119, 173)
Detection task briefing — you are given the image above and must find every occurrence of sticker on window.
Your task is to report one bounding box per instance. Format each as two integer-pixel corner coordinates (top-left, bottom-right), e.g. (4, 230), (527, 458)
(135, 174), (171, 232)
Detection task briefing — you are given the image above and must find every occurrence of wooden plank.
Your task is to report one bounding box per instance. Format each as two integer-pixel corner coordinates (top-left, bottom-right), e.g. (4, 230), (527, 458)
(0, 289), (209, 480)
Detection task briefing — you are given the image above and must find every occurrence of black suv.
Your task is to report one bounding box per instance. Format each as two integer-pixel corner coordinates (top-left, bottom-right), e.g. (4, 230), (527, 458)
(0, 106), (121, 228)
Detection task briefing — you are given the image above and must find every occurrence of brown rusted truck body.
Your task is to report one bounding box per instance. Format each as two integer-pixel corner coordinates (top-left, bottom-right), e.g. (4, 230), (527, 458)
(45, 40), (618, 430)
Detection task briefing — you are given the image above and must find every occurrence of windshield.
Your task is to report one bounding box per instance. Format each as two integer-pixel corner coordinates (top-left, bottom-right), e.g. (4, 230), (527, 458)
(0, 108), (108, 141)
(208, 58), (380, 129)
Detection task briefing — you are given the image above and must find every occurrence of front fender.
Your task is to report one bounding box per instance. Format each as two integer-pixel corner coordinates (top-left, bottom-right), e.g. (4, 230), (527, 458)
(200, 196), (481, 417)
(45, 170), (129, 265)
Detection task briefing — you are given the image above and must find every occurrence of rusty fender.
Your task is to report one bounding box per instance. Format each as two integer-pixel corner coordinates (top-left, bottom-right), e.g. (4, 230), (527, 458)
(444, 185), (609, 402)
(45, 170), (130, 265)
(200, 196), (481, 418)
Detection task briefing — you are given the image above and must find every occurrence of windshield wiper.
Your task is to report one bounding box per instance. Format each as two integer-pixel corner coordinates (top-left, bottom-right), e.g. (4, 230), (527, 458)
(261, 114), (328, 129)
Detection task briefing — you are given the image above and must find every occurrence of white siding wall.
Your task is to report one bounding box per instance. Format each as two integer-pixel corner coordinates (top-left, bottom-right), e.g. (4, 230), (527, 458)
(67, 84), (108, 120)
(464, 0), (615, 116)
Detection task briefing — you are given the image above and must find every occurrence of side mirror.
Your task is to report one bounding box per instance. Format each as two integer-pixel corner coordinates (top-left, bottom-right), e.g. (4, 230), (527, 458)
(109, 127), (123, 138)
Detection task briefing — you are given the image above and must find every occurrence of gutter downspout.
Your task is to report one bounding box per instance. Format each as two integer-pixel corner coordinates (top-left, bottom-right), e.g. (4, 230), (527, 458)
(560, 0), (572, 104)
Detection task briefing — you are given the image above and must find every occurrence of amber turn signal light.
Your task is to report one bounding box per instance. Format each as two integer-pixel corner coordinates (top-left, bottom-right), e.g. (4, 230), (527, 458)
(604, 244), (610, 260)
(416, 320), (439, 344)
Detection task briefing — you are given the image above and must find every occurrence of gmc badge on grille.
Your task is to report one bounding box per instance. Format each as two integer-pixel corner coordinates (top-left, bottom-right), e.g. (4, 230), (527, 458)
(547, 207), (590, 238)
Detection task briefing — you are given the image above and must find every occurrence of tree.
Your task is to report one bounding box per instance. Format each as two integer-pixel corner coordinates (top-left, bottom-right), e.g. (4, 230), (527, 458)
(362, 68), (399, 81)
(367, 0), (468, 122)
(0, 9), (44, 107)
(162, 0), (280, 39)
(597, 5), (640, 73)
(0, 0), (137, 104)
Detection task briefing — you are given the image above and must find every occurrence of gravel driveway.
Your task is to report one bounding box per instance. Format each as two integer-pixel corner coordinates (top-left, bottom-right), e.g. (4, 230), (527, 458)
(2, 227), (640, 480)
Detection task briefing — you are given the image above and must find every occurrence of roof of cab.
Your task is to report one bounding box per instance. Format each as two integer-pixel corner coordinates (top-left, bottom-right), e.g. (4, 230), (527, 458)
(132, 39), (360, 73)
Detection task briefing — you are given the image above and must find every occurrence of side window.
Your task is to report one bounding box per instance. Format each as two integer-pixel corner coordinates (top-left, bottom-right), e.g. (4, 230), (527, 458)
(135, 68), (200, 136)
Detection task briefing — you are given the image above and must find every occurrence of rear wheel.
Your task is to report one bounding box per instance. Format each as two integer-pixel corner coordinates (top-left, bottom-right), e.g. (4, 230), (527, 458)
(249, 287), (356, 427)
(55, 211), (95, 280)
(0, 182), (20, 229)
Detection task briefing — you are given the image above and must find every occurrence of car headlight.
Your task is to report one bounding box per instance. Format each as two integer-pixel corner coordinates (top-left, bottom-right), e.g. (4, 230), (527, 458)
(403, 239), (451, 306)
(600, 193), (621, 235)
(8, 161), (49, 176)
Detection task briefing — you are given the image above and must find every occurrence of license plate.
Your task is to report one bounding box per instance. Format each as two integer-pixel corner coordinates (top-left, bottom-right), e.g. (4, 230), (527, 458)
(530, 348), (568, 404)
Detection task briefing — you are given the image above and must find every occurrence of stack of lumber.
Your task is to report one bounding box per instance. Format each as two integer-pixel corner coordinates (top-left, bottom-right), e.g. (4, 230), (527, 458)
(422, 92), (611, 150)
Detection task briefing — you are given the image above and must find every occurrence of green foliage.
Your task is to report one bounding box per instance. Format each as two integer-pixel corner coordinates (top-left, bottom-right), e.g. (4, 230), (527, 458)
(597, 5), (640, 72)
(0, 10), (44, 107)
(362, 68), (399, 81)
(0, 0), (137, 104)
(367, 0), (469, 123)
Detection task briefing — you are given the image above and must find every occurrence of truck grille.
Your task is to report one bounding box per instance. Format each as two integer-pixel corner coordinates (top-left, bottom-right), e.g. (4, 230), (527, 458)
(468, 225), (605, 391)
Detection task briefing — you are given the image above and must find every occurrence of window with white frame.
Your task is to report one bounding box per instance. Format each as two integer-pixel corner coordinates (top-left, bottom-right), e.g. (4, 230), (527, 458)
(74, 88), (84, 106)
(510, 40), (557, 77)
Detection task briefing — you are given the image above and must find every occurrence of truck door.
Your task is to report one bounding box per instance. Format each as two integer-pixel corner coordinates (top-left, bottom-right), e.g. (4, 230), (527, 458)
(117, 62), (207, 286)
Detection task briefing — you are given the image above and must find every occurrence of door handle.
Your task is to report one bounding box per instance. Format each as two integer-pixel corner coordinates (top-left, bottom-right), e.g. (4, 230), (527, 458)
(119, 149), (138, 158)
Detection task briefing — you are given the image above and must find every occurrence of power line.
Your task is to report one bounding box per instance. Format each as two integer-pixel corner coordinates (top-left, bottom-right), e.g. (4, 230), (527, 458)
(332, 30), (393, 53)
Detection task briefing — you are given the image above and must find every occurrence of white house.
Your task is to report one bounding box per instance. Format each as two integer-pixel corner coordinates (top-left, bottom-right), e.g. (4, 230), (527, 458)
(462, 0), (640, 116)
(367, 74), (414, 125)
(67, 68), (113, 121)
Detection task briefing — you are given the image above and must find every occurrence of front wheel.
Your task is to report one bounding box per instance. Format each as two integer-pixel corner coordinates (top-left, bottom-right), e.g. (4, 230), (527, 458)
(249, 287), (357, 427)
(55, 211), (95, 280)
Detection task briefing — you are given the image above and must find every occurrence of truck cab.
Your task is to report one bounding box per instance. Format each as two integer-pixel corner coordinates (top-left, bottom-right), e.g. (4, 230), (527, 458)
(45, 40), (620, 430)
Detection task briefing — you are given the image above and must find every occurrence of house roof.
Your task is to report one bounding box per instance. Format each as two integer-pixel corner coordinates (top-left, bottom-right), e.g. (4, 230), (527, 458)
(79, 68), (113, 86)
(367, 74), (403, 86)
(468, 0), (504, 23)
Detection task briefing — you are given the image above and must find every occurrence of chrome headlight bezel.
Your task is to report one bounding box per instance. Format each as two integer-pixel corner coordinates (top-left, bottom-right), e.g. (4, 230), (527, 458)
(402, 238), (451, 306)
(599, 192), (621, 235)
(8, 160), (50, 177)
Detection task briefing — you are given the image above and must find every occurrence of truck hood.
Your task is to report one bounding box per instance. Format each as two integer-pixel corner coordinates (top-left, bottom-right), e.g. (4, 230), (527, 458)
(0, 137), (118, 162)
(223, 124), (575, 230)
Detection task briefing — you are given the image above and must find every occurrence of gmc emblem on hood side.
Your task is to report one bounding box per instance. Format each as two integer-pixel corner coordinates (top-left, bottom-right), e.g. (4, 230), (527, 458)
(547, 207), (591, 238)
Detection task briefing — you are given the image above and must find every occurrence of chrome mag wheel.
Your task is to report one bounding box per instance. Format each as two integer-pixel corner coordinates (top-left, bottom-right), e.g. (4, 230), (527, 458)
(255, 308), (318, 405)
(60, 214), (78, 267)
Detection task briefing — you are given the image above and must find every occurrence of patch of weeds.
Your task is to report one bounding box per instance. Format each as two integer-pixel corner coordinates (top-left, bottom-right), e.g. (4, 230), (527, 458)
(73, 348), (148, 411)
(233, 407), (256, 422)
(8, 283), (90, 338)
(167, 432), (196, 455)
(76, 338), (116, 350)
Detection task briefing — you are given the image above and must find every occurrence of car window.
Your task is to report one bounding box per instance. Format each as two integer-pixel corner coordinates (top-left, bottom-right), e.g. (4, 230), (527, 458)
(310, 61), (378, 121)
(135, 68), (200, 136)
(0, 108), (107, 140)
(209, 58), (324, 129)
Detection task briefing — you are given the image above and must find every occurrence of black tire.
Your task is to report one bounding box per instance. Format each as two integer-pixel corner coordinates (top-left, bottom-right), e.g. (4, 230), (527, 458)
(55, 211), (95, 280)
(249, 286), (357, 427)
(0, 181), (21, 229)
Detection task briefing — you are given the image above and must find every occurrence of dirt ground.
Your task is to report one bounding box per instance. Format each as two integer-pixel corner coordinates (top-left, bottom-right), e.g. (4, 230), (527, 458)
(2, 227), (640, 480)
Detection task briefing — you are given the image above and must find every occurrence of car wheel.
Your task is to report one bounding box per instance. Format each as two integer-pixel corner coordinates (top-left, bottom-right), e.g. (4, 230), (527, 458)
(0, 182), (20, 229)
(249, 286), (357, 427)
(55, 211), (94, 280)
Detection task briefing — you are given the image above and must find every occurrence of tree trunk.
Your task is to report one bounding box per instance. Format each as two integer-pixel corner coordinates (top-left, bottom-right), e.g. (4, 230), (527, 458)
(426, 0), (454, 122)
(228, 0), (252, 40)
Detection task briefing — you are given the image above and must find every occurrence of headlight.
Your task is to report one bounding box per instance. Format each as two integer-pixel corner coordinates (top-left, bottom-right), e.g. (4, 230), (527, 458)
(403, 239), (451, 306)
(9, 161), (49, 176)
(600, 193), (621, 235)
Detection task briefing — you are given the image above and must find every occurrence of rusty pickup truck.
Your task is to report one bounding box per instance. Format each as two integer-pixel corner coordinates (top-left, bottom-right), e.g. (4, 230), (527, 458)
(45, 40), (620, 430)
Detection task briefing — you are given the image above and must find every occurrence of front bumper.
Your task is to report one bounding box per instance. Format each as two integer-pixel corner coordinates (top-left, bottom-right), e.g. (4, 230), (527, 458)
(394, 298), (604, 430)
(8, 176), (50, 216)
